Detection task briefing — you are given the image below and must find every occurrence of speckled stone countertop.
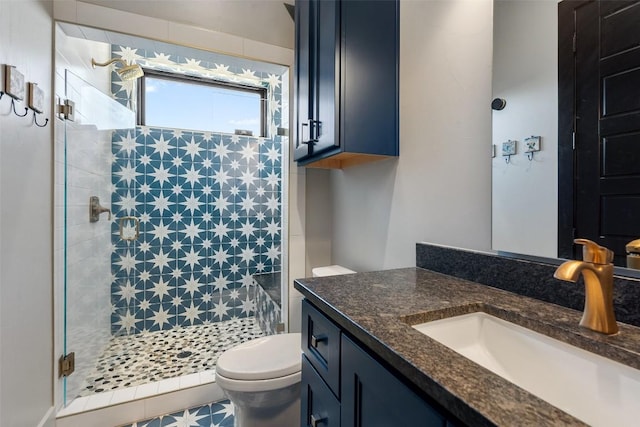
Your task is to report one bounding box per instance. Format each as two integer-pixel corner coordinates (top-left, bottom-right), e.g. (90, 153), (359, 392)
(294, 267), (640, 427)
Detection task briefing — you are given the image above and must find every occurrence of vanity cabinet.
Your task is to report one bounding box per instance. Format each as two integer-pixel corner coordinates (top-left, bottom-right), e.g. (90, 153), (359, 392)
(301, 300), (456, 427)
(293, 0), (399, 169)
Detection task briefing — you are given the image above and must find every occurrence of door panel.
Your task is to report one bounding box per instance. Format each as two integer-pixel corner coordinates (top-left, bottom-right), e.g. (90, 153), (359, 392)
(313, 0), (339, 155)
(564, 0), (640, 266)
(294, 0), (313, 161)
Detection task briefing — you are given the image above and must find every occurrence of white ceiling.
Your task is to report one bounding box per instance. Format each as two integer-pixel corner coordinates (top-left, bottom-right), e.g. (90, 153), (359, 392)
(80, 0), (295, 49)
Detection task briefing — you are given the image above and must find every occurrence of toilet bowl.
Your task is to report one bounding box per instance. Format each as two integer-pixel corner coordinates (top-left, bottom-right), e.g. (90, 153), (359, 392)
(216, 265), (355, 426)
(215, 333), (302, 427)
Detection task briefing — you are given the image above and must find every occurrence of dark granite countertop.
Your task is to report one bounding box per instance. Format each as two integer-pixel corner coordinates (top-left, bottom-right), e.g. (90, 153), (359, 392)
(294, 267), (640, 427)
(253, 272), (281, 306)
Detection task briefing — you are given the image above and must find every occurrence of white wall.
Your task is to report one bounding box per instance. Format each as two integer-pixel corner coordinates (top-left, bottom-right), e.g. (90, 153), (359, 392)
(73, 0), (295, 49)
(491, 0), (558, 258)
(327, 0), (494, 272)
(0, 1), (55, 426)
(305, 169), (333, 275)
(53, 1), (294, 67)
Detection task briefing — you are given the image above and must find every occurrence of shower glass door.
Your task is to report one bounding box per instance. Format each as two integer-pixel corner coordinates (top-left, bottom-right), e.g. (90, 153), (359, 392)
(62, 69), (136, 405)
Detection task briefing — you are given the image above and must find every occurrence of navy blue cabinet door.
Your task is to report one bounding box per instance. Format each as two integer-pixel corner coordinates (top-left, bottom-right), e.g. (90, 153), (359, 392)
(301, 355), (341, 427)
(341, 335), (447, 427)
(294, 0), (340, 161)
(340, 0), (399, 157)
(294, 0), (313, 161)
(313, 0), (340, 157)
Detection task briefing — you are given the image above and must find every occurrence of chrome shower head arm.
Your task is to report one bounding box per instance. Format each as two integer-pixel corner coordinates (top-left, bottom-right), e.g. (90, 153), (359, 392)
(91, 58), (128, 69)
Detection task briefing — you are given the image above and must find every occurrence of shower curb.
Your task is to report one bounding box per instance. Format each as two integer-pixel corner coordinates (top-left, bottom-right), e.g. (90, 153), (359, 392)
(56, 378), (224, 427)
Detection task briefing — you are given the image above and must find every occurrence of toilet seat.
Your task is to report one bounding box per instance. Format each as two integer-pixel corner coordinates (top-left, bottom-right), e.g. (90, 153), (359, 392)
(215, 370), (301, 392)
(216, 333), (302, 381)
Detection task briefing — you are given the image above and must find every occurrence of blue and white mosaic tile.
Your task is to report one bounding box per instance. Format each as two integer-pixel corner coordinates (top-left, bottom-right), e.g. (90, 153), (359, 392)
(108, 45), (285, 335)
(120, 400), (234, 427)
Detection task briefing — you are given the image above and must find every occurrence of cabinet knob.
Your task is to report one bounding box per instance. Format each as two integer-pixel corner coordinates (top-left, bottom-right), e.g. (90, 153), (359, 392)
(310, 334), (327, 348)
(310, 414), (326, 427)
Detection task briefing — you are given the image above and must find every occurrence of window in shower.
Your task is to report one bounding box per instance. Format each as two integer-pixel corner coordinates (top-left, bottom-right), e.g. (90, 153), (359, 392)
(137, 69), (267, 137)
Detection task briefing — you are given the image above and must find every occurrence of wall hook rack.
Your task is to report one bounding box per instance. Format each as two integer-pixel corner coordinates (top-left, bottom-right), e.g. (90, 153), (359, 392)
(10, 98), (28, 117)
(32, 111), (48, 127)
(501, 140), (517, 164)
(524, 136), (541, 162)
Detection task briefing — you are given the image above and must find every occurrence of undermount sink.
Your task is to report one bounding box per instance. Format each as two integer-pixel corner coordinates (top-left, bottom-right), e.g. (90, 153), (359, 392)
(413, 312), (640, 426)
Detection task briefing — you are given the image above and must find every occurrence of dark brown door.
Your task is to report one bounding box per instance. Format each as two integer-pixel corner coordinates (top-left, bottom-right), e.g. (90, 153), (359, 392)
(559, 0), (640, 266)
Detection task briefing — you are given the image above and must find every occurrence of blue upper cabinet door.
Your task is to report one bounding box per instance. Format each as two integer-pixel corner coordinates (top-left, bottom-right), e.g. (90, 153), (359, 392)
(340, 0), (399, 157)
(294, 0), (340, 161)
(294, 0), (313, 161)
(312, 0), (340, 157)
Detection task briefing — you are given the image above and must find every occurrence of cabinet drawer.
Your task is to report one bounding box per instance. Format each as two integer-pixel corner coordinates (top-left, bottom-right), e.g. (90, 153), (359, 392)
(302, 300), (341, 397)
(301, 355), (341, 427)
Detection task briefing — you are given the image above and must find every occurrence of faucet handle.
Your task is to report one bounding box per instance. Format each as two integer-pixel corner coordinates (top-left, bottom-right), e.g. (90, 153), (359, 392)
(574, 238), (614, 264)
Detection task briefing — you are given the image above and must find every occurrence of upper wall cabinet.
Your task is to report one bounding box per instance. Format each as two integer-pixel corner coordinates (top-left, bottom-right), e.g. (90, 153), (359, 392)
(293, 0), (399, 169)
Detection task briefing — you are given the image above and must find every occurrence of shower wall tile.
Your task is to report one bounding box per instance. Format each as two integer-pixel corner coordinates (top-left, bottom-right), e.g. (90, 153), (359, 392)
(109, 45), (285, 335)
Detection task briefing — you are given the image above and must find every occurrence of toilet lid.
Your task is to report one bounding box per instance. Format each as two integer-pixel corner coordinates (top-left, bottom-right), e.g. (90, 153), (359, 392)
(216, 333), (302, 381)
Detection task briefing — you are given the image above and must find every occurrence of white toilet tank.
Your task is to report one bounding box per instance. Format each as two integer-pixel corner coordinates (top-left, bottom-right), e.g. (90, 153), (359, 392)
(311, 265), (356, 277)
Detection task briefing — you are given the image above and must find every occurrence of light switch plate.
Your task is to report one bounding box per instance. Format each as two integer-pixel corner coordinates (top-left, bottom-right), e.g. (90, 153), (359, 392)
(524, 136), (541, 153)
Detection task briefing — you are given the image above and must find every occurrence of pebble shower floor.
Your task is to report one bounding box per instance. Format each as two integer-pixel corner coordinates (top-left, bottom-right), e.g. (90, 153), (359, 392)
(79, 317), (264, 396)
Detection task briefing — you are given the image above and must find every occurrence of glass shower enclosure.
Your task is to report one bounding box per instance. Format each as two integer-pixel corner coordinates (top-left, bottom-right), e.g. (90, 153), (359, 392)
(56, 25), (287, 414)
(59, 69), (136, 404)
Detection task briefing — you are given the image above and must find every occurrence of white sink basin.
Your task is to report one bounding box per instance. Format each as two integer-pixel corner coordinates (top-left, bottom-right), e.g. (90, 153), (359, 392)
(413, 312), (640, 426)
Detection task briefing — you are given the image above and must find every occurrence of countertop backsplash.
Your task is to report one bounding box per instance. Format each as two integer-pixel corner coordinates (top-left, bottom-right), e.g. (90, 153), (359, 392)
(416, 243), (640, 327)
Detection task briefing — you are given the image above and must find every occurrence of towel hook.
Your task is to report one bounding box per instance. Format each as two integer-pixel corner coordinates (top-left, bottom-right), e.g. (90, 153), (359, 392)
(32, 111), (49, 128)
(10, 98), (28, 117)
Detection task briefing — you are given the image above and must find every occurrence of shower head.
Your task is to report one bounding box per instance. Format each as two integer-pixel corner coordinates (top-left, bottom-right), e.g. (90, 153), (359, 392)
(91, 58), (144, 81)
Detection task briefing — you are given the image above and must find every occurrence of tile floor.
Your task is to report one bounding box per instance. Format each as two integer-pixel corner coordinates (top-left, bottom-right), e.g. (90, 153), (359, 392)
(79, 317), (264, 396)
(119, 400), (234, 427)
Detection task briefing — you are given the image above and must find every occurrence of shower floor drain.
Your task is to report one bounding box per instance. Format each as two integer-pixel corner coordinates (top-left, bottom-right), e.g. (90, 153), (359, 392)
(176, 351), (193, 359)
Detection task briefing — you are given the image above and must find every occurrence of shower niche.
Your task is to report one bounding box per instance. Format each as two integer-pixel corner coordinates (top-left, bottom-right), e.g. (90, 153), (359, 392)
(54, 21), (288, 420)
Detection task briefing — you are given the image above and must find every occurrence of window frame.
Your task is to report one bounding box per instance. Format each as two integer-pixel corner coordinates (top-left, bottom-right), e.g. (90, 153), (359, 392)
(137, 68), (268, 137)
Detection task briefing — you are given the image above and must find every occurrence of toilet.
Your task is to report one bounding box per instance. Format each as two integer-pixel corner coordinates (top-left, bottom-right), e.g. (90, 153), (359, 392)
(215, 265), (355, 427)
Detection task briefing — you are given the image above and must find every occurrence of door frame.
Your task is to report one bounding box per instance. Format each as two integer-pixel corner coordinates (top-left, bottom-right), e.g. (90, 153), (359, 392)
(557, 0), (591, 260)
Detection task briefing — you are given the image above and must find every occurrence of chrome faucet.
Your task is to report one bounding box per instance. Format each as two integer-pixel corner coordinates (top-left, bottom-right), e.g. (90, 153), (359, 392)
(554, 239), (618, 335)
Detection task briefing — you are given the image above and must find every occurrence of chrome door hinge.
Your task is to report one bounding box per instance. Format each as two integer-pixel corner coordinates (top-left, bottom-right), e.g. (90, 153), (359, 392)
(58, 99), (75, 121)
(59, 352), (75, 378)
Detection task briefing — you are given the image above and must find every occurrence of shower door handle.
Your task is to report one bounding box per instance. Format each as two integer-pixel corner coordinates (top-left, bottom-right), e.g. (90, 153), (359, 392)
(119, 216), (140, 241)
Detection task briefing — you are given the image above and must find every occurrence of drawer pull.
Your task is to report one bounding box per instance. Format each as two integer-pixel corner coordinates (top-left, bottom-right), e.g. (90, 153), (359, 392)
(310, 414), (326, 427)
(311, 334), (327, 348)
